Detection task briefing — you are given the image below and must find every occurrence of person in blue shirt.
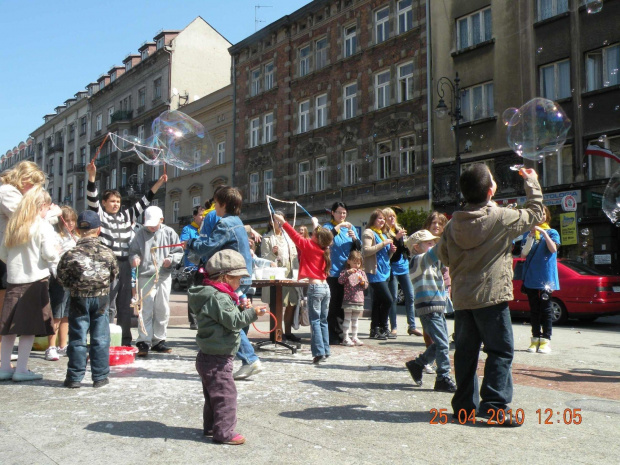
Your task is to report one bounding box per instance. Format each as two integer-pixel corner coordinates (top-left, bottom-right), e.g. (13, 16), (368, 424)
(180, 207), (204, 329)
(520, 205), (560, 354)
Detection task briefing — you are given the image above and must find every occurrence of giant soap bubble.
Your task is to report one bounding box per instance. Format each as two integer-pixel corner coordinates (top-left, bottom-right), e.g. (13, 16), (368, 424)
(506, 98), (572, 161)
(602, 168), (620, 225)
(108, 133), (165, 165)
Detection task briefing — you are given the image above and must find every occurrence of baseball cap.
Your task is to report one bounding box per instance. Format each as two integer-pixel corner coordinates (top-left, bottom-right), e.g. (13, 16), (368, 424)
(206, 250), (250, 278)
(77, 210), (100, 230)
(144, 206), (164, 227)
(405, 229), (439, 249)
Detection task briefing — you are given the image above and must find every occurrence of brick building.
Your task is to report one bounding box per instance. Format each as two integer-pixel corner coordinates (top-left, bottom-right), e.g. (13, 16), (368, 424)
(229, 0), (430, 229)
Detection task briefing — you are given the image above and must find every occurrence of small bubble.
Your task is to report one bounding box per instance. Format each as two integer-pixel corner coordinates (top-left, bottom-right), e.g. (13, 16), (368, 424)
(537, 47), (543, 54)
(588, 103), (594, 109)
(581, 228), (590, 236)
(615, 106), (620, 111)
(598, 135), (607, 143)
(604, 81), (610, 87)
(582, 241), (588, 248)
(571, 88), (575, 94)
(480, 135), (485, 139)
(603, 40), (609, 46)
(582, 163), (587, 168)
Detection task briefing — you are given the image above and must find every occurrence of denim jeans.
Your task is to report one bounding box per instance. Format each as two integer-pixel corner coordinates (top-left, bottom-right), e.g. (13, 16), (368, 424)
(234, 284), (259, 366)
(66, 295), (111, 383)
(415, 312), (451, 379)
(452, 303), (514, 416)
(388, 272), (416, 331)
(524, 287), (553, 339)
(307, 283), (331, 357)
(369, 281), (392, 330)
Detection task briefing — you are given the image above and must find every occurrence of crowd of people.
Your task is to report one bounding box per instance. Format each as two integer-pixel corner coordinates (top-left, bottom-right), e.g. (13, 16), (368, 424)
(0, 158), (553, 441)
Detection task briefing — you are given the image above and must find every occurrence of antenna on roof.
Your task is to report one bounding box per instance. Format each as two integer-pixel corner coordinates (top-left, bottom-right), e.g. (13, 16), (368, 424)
(255, 4), (272, 31)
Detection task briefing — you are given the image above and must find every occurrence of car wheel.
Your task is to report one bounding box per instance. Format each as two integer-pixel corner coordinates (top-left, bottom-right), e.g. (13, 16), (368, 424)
(550, 298), (568, 325)
(172, 279), (181, 292)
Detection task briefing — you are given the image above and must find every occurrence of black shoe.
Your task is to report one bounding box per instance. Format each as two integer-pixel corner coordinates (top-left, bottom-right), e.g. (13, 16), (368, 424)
(312, 356), (325, 364)
(93, 378), (109, 388)
(136, 342), (149, 357)
(434, 376), (457, 393)
(284, 333), (301, 342)
(405, 360), (423, 386)
(151, 341), (172, 353)
(189, 323), (198, 330)
(368, 327), (377, 339)
(63, 379), (81, 389)
(479, 409), (522, 427)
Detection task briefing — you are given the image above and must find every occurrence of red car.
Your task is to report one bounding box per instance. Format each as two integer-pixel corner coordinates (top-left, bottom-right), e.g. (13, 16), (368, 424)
(510, 258), (620, 324)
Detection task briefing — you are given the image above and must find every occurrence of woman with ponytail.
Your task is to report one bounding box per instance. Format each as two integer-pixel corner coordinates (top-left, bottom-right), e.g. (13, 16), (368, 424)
(271, 213), (333, 364)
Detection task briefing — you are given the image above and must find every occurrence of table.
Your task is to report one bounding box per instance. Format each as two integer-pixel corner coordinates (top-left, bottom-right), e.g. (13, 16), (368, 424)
(251, 279), (309, 354)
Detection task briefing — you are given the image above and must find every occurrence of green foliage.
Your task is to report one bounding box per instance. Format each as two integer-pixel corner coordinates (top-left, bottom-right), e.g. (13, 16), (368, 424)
(397, 208), (430, 234)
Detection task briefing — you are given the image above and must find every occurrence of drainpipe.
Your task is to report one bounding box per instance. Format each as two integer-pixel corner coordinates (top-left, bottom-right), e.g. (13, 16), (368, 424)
(425, 0), (433, 211)
(231, 55), (237, 187)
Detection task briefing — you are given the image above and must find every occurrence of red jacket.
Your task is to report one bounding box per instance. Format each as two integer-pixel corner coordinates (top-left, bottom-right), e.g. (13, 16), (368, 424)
(281, 222), (327, 280)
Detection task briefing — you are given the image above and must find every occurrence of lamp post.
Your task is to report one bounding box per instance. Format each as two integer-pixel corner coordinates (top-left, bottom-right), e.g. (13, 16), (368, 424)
(435, 72), (462, 210)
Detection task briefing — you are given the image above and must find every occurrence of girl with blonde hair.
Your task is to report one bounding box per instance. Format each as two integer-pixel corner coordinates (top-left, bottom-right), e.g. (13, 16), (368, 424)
(0, 187), (59, 381)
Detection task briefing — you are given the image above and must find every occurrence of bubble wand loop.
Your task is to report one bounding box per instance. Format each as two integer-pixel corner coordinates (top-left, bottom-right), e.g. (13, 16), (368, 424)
(252, 310), (278, 334)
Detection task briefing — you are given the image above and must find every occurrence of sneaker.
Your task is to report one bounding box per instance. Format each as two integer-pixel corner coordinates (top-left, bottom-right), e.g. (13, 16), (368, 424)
(12, 370), (43, 382)
(526, 337), (539, 353)
(63, 379), (81, 389)
(204, 430), (214, 438)
(537, 338), (551, 354)
(45, 347), (60, 361)
(0, 368), (15, 381)
(93, 378), (110, 388)
(480, 409), (522, 427)
(368, 327), (377, 339)
(312, 355), (325, 364)
(151, 341), (173, 353)
(136, 342), (149, 357)
(434, 376), (457, 393)
(57, 346), (68, 356)
(405, 360), (423, 386)
(341, 338), (354, 347)
(284, 333), (301, 342)
(373, 328), (387, 340)
(217, 433), (246, 445)
(408, 328), (423, 336)
(423, 364), (436, 374)
(352, 337), (364, 346)
(233, 360), (262, 380)
(388, 330), (398, 339)
(10, 353), (18, 361)
(189, 323), (198, 330)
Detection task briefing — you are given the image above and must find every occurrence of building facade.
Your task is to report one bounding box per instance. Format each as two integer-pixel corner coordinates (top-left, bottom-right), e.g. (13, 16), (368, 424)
(230, 0), (430, 229)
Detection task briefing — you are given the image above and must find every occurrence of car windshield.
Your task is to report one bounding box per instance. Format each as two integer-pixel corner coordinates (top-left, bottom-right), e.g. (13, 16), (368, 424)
(562, 260), (606, 276)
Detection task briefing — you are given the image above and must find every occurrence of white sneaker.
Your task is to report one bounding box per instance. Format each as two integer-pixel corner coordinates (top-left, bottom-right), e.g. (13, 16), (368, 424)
(423, 364), (436, 374)
(45, 346), (60, 361)
(10, 354), (18, 361)
(341, 338), (354, 347)
(233, 360), (262, 380)
(57, 346), (67, 356)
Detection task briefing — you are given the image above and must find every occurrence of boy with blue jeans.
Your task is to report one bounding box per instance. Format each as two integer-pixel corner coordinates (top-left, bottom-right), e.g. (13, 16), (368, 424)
(404, 230), (456, 393)
(57, 211), (119, 388)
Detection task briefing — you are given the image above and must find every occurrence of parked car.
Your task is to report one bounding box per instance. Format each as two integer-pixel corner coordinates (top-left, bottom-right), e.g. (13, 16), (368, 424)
(510, 258), (620, 324)
(172, 264), (197, 291)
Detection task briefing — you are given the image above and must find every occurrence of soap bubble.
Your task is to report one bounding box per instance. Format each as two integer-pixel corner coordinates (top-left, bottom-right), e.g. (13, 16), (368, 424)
(108, 133), (165, 166)
(581, 228), (590, 236)
(602, 168), (620, 224)
(506, 98), (572, 161)
(502, 108), (520, 126)
(588, 102), (594, 109)
(586, 0), (603, 14)
(582, 241), (588, 248)
(598, 135), (607, 143)
(616, 106), (620, 111)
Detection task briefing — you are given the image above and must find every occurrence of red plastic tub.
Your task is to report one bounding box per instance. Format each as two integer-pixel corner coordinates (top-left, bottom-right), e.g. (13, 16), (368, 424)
(109, 346), (139, 366)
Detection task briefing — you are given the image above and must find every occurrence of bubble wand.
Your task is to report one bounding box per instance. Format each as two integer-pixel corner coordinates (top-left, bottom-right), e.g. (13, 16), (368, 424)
(91, 133), (110, 163)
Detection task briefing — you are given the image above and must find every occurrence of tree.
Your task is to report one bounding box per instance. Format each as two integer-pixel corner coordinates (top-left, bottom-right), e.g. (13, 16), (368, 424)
(397, 207), (430, 234)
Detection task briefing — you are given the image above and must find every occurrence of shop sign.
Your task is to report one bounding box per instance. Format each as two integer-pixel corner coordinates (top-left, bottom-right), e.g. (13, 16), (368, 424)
(594, 254), (612, 265)
(561, 195), (577, 212)
(560, 212), (577, 246)
(587, 192), (603, 209)
(496, 190), (582, 207)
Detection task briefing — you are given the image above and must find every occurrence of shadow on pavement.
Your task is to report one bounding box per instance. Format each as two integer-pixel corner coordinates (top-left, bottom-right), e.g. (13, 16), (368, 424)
(300, 379), (416, 393)
(514, 366), (620, 383)
(85, 420), (204, 442)
(280, 404), (431, 423)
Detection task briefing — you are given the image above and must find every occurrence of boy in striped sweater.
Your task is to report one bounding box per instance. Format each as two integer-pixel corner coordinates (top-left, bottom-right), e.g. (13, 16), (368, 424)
(86, 160), (166, 346)
(404, 230), (456, 393)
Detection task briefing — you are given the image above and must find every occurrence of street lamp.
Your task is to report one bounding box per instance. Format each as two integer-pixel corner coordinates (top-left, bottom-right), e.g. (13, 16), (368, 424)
(435, 72), (462, 210)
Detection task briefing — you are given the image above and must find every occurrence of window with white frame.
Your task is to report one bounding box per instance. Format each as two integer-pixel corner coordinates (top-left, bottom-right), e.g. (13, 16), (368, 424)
(460, 82), (494, 122)
(344, 83), (357, 119)
(398, 62), (414, 102)
(137, 124), (145, 141)
(154, 78), (162, 100)
(264, 169), (273, 198)
(537, 0), (569, 21)
(299, 45), (311, 77)
(138, 164), (144, 184)
(121, 129), (129, 149)
(108, 106), (114, 124)
(315, 37), (328, 70)
(377, 141), (392, 180)
(315, 157), (327, 191)
(110, 71), (117, 83)
(299, 101), (310, 133)
(399, 135), (415, 174)
(264, 113), (274, 143)
(588, 136), (620, 180)
(344, 149), (358, 185)
(315, 94), (327, 128)
(251, 68), (261, 96)
(540, 60), (571, 100)
(217, 141), (225, 164)
(96, 114), (102, 131)
(193, 196), (201, 207)
(250, 118), (260, 147)
(457, 7), (492, 50)
(375, 70), (391, 109)
(80, 116), (87, 135)
(153, 164), (160, 179)
(344, 25), (357, 57)
(138, 88), (146, 108)
(80, 146), (86, 164)
(156, 37), (164, 50)
(298, 161), (311, 195)
(173, 200), (179, 223)
(250, 172), (260, 202)
(264, 62), (274, 91)
(375, 7), (390, 44)
(586, 44), (620, 91)
(543, 145), (573, 186)
(78, 180), (84, 199)
(398, 0), (413, 34)
(141, 49), (149, 60)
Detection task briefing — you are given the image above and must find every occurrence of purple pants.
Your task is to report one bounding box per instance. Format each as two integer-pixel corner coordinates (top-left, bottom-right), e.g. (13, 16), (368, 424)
(195, 352), (237, 442)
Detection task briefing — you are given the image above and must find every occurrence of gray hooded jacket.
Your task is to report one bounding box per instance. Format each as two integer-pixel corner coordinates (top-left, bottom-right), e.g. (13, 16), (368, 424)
(436, 178), (544, 310)
(129, 224), (183, 278)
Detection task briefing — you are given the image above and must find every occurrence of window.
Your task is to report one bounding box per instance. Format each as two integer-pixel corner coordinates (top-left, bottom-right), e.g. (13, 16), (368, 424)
(397, 0), (413, 34)
(316, 94), (327, 128)
(154, 78), (162, 100)
(173, 200), (179, 223)
(250, 172), (259, 202)
(68, 123), (75, 141)
(538, 0), (569, 21)
(105, 176), (110, 190)
(80, 116), (87, 135)
(375, 7), (390, 44)
(250, 118), (260, 147)
(460, 82), (494, 122)
(264, 169), (273, 198)
(78, 180), (85, 199)
(49, 157), (54, 176)
(588, 136), (620, 180)
(344, 83), (357, 119)
(67, 184), (73, 201)
(399, 135), (415, 174)
(192, 196), (201, 207)
(299, 46), (311, 77)
(217, 141), (225, 164)
(377, 141), (392, 180)
(315, 157), (327, 191)
(344, 149), (358, 185)
(398, 63), (414, 102)
(80, 147), (86, 164)
(193, 148), (201, 171)
(251, 69), (261, 96)
(457, 7), (492, 50)
(540, 60), (571, 100)
(544, 145), (573, 186)
(156, 37), (164, 50)
(138, 87), (146, 108)
(344, 25), (357, 57)
(111, 168), (117, 189)
(96, 114), (102, 131)
(315, 37), (328, 70)
(299, 101), (310, 133)
(137, 125), (145, 142)
(68, 152), (74, 166)
(121, 167), (127, 187)
(264, 63), (274, 91)
(375, 70), (391, 109)
(153, 165), (160, 179)
(264, 113), (274, 143)
(107, 106), (114, 125)
(138, 164), (144, 184)
(110, 71), (117, 83)
(125, 60), (132, 71)
(141, 49), (149, 60)
(298, 161), (310, 194)
(586, 44), (620, 91)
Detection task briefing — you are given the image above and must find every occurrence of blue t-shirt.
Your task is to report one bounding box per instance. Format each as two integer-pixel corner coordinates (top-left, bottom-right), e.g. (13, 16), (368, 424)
(368, 231), (391, 283)
(523, 229), (561, 291)
(390, 253), (409, 275)
(323, 222), (359, 277)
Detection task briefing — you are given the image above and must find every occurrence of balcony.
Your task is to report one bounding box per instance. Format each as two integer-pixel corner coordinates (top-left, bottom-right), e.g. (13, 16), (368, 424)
(67, 163), (85, 174)
(110, 110), (133, 123)
(95, 155), (109, 168)
(48, 141), (64, 153)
